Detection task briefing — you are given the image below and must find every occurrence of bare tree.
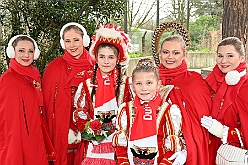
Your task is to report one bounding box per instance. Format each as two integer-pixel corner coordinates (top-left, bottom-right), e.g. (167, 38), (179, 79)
(126, 0), (168, 32)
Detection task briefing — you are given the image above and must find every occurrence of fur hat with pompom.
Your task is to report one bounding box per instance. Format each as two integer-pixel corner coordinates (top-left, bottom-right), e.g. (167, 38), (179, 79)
(89, 24), (131, 66)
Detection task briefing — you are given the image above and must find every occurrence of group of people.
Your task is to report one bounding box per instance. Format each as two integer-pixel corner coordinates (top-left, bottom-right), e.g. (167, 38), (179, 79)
(0, 21), (248, 165)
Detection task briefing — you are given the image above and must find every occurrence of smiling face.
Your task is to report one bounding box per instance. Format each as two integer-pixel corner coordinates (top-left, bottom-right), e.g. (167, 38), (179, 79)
(132, 72), (161, 101)
(160, 40), (186, 69)
(97, 46), (118, 76)
(14, 40), (35, 66)
(216, 45), (245, 73)
(63, 29), (84, 59)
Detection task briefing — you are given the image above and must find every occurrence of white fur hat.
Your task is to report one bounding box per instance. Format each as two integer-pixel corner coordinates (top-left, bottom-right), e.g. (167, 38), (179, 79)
(89, 24), (131, 66)
(60, 22), (90, 49)
(6, 35), (40, 60)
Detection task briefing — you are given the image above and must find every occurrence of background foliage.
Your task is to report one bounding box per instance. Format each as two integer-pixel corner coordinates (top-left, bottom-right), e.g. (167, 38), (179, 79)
(0, 0), (125, 74)
(0, 0), (229, 74)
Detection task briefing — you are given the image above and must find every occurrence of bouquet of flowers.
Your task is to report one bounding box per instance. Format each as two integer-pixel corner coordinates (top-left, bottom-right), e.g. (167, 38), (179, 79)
(81, 117), (112, 143)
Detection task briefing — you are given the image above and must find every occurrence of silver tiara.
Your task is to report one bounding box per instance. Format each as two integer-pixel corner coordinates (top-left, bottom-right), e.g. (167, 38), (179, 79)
(138, 61), (154, 67)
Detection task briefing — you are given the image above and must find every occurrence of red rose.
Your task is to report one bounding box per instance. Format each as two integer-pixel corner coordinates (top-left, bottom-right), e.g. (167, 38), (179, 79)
(90, 120), (102, 133)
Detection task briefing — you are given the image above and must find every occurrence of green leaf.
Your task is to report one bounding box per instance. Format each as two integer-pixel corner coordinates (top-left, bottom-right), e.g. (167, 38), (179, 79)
(81, 130), (95, 141)
(95, 134), (105, 143)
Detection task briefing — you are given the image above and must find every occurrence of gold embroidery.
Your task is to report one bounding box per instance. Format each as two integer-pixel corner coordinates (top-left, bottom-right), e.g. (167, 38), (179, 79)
(231, 130), (237, 135)
(77, 70), (85, 76)
(33, 80), (42, 91)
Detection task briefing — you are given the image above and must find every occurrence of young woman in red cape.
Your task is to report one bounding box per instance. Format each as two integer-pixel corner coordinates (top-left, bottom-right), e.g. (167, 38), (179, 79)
(152, 31), (211, 164)
(73, 24), (133, 165)
(0, 35), (56, 165)
(113, 58), (187, 165)
(42, 22), (95, 165)
(201, 37), (248, 165)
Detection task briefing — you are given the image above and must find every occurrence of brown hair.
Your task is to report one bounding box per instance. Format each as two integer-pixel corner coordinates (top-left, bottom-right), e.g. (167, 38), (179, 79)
(160, 35), (188, 56)
(12, 36), (35, 49)
(132, 58), (159, 82)
(91, 43), (122, 101)
(217, 37), (245, 56)
(96, 43), (119, 57)
(62, 25), (84, 39)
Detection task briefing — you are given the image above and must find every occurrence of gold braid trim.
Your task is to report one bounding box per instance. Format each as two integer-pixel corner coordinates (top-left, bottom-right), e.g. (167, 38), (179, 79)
(152, 22), (190, 66)
(117, 156), (129, 159)
(162, 157), (173, 164)
(120, 162), (130, 165)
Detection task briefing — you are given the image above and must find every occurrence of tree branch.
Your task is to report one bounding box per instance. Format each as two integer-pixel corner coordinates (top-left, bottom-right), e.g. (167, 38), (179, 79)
(40, 0), (92, 71)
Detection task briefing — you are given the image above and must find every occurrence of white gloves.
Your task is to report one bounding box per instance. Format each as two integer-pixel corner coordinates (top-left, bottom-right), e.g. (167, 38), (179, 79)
(201, 116), (214, 130)
(201, 116), (229, 139)
(168, 150), (187, 165)
(68, 129), (81, 144)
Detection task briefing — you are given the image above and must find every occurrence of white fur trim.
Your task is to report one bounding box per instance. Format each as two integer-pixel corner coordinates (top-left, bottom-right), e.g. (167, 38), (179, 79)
(76, 131), (81, 141)
(89, 28), (123, 59)
(120, 110), (127, 130)
(208, 119), (224, 138)
(117, 132), (127, 146)
(89, 26), (130, 65)
(60, 22), (90, 49)
(95, 28), (123, 40)
(6, 35), (40, 60)
(119, 53), (130, 65)
(170, 104), (182, 134)
(225, 69), (246, 85)
(68, 129), (77, 144)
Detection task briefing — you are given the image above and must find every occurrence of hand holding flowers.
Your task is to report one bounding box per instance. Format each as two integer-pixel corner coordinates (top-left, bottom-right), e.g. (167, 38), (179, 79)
(81, 117), (113, 143)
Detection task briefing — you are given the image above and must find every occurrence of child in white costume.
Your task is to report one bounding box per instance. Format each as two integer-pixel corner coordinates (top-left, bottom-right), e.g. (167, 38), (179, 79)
(113, 58), (187, 165)
(73, 24), (133, 165)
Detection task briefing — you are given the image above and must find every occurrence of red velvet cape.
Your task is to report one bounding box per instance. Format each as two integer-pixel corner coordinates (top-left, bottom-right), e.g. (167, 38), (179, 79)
(42, 56), (93, 165)
(206, 65), (248, 164)
(0, 68), (47, 165)
(159, 69), (211, 165)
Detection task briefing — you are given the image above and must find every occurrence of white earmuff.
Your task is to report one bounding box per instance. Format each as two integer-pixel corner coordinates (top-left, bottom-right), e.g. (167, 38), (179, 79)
(6, 35), (40, 60)
(59, 22), (90, 49)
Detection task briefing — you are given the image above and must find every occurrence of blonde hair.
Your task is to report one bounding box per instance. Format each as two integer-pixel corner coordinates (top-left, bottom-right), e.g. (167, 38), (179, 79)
(62, 25), (84, 39)
(132, 58), (159, 81)
(160, 35), (188, 56)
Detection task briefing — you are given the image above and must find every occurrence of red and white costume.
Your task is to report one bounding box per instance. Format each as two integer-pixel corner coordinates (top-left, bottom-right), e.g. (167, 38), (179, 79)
(158, 60), (211, 165)
(73, 24), (132, 164)
(113, 86), (185, 165)
(205, 62), (248, 165)
(73, 68), (132, 164)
